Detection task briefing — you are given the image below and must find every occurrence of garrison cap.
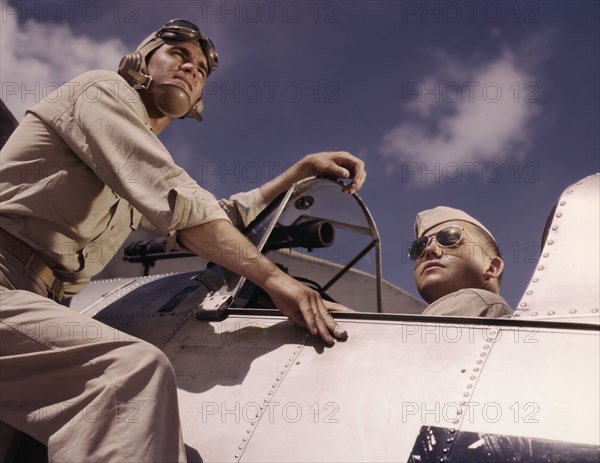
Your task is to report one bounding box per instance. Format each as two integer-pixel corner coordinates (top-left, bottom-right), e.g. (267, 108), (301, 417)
(414, 206), (496, 241)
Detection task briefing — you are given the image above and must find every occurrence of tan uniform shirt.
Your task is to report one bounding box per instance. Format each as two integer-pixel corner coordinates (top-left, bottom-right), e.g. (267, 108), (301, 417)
(0, 70), (267, 294)
(421, 288), (513, 317)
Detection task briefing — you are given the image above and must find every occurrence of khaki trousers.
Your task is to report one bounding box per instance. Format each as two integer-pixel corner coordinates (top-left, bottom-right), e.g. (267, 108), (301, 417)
(0, 247), (188, 462)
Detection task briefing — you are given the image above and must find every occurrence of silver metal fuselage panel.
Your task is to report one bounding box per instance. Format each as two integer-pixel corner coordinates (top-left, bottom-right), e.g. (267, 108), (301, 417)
(165, 314), (599, 462)
(63, 174), (599, 461)
(67, 276), (600, 463)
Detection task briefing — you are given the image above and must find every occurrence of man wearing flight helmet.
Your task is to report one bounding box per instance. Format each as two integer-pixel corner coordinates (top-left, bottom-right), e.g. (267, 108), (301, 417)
(0, 19), (365, 462)
(118, 19), (219, 122)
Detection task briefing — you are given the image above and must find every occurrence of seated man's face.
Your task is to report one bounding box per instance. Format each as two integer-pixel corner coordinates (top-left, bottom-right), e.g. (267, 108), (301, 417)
(147, 41), (208, 104)
(413, 221), (491, 303)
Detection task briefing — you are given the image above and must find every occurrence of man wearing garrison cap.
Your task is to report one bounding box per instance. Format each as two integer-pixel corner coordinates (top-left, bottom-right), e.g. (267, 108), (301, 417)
(409, 206), (513, 317)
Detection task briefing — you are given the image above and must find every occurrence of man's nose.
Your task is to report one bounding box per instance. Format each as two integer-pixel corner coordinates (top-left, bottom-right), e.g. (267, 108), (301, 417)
(180, 62), (196, 75)
(423, 236), (442, 258)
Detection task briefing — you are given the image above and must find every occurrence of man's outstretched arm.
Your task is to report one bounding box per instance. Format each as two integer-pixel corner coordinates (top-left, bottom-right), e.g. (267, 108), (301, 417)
(178, 219), (348, 344)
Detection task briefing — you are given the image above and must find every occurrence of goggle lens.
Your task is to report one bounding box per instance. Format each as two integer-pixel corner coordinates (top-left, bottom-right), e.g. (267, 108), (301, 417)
(161, 19), (200, 35)
(409, 226), (463, 260)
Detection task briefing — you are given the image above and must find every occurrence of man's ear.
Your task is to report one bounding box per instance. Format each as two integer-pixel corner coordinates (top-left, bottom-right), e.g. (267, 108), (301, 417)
(483, 256), (504, 282)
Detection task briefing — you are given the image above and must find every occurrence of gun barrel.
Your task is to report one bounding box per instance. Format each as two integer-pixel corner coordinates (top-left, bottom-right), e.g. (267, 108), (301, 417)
(124, 239), (167, 257)
(265, 220), (335, 251)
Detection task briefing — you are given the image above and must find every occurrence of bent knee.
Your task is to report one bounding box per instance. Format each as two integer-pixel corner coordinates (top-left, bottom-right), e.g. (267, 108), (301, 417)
(107, 340), (177, 390)
(121, 341), (175, 384)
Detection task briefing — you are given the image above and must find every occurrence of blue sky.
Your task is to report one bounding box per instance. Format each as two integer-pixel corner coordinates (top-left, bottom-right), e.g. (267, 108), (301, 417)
(1, 0), (599, 308)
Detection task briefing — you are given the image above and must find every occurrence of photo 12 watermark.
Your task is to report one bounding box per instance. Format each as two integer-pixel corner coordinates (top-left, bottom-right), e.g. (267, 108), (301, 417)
(1, 1), (140, 24)
(198, 401), (340, 424)
(396, 323), (539, 345)
(1, 79), (141, 111)
(1, 160), (140, 187)
(204, 81), (340, 105)
(401, 81), (540, 104)
(401, 400), (540, 424)
(1, 400), (140, 424)
(0, 319), (139, 345)
(196, 1), (341, 24)
(398, 161), (540, 185)
(399, 1), (541, 24)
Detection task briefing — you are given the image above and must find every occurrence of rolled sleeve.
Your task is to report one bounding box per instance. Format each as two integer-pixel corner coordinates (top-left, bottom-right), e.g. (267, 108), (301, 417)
(168, 187), (267, 251)
(166, 185), (230, 250)
(218, 188), (268, 229)
(168, 185), (231, 229)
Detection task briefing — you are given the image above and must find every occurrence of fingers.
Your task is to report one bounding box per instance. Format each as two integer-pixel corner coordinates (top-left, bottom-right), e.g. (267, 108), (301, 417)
(295, 296), (333, 345)
(266, 272), (348, 345)
(301, 297), (348, 345)
(304, 151), (367, 194)
(319, 304), (348, 341)
(341, 152), (366, 194)
(344, 160), (366, 194)
(286, 291), (347, 344)
(312, 305), (336, 345)
(282, 303), (339, 345)
(328, 152), (367, 194)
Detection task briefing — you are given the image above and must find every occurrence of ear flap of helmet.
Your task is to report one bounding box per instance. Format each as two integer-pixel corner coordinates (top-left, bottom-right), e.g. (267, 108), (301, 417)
(118, 52), (144, 87)
(118, 35), (164, 89)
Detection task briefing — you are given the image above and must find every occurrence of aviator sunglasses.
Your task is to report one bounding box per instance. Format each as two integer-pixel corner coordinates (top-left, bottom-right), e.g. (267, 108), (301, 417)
(408, 226), (479, 261)
(156, 19), (219, 75)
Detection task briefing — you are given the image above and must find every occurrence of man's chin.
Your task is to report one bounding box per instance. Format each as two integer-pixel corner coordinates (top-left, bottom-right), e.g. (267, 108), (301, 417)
(417, 282), (453, 304)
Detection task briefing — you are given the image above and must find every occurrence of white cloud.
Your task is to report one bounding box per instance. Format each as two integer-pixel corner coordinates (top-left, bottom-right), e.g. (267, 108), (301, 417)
(380, 49), (541, 182)
(0, 4), (127, 120)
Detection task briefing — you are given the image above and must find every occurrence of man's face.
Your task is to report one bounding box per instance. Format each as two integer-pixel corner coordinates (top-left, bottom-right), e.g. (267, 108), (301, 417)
(146, 41), (208, 104)
(413, 221), (490, 303)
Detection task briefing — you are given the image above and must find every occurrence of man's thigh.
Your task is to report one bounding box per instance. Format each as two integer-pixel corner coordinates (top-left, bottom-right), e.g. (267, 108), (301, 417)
(0, 287), (153, 442)
(0, 286), (136, 353)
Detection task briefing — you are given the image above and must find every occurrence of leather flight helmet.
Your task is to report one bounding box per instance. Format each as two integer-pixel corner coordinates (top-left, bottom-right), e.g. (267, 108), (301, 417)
(118, 19), (218, 121)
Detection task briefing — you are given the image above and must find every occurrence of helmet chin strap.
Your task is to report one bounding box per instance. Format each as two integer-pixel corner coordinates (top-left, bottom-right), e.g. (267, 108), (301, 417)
(126, 69), (197, 119)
